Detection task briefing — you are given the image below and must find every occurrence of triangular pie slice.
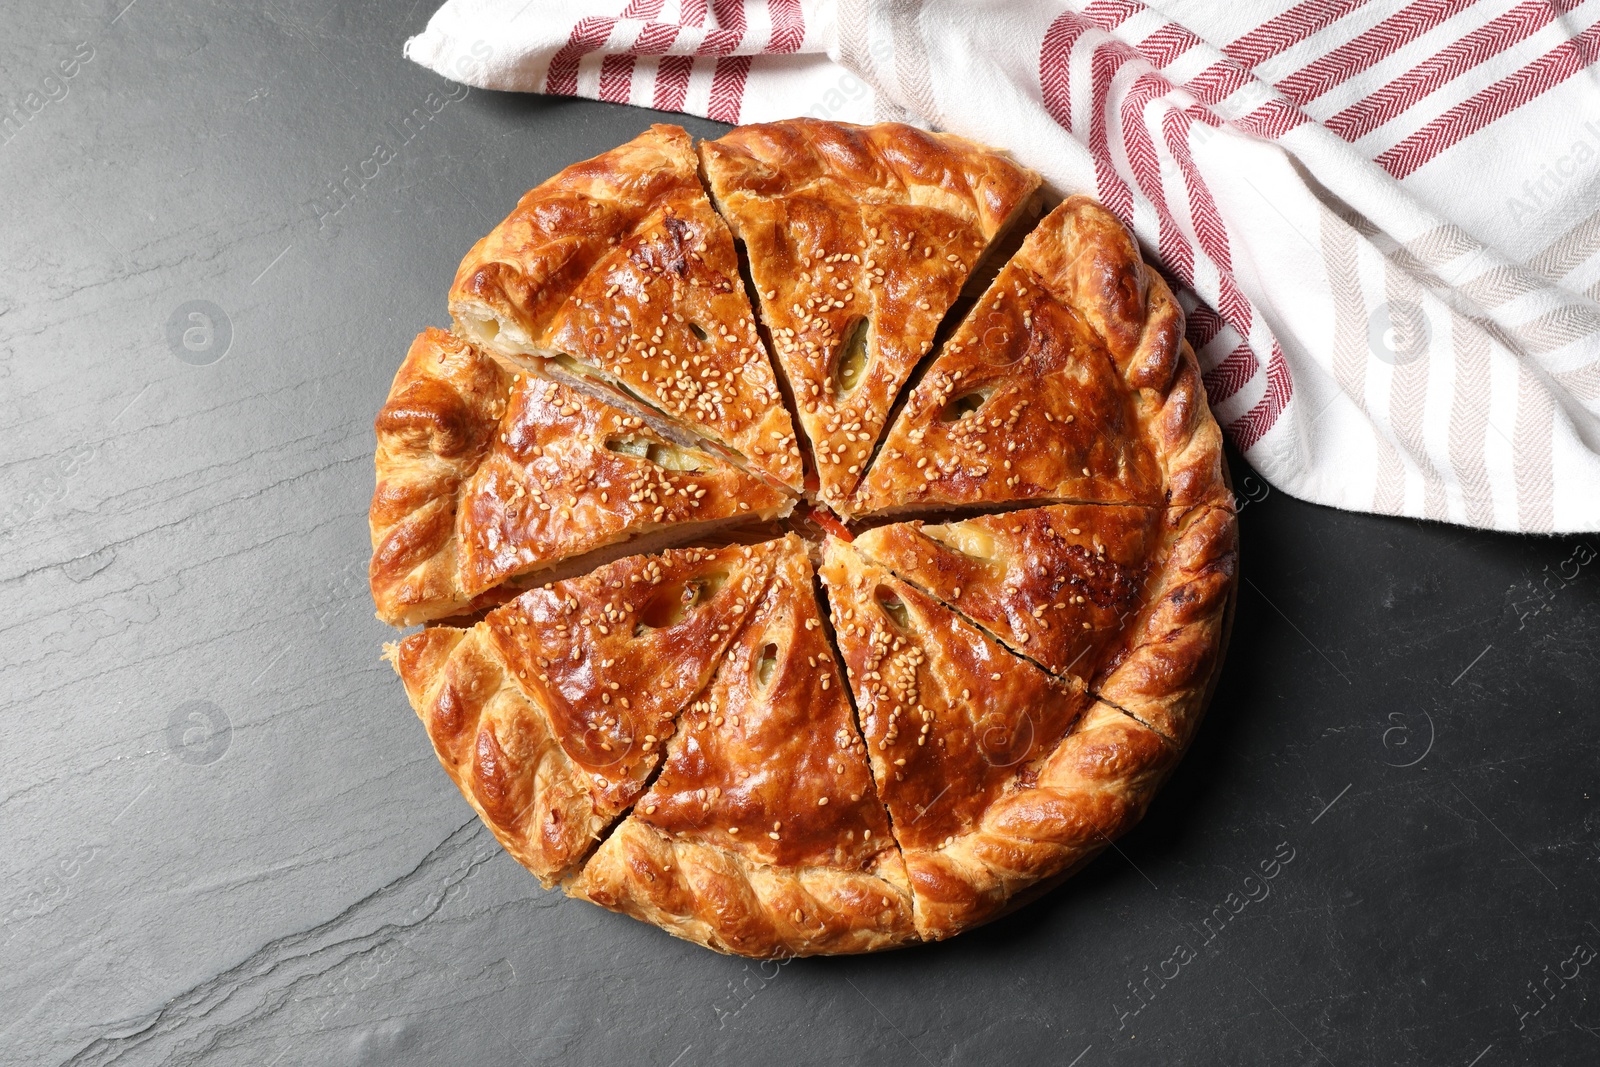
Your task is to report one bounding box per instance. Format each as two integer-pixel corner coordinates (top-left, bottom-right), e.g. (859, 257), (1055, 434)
(569, 534), (916, 956)
(851, 503), (1168, 682)
(388, 541), (780, 886)
(698, 119), (1041, 511)
(852, 196), (1224, 518)
(370, 329), (792, 626)
(819, 538), (1099, 940)
(855, 502), (1238, 747)
(455, 369), (793, 600)
(447, 124), (803, 489)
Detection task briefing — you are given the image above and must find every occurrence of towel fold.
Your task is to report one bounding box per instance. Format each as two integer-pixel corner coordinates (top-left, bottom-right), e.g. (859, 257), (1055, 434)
(406, 0), (1600, 532)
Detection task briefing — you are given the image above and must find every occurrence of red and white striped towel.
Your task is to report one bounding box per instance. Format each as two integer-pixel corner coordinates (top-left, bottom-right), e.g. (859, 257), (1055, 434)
(406, 0), (1600, 533)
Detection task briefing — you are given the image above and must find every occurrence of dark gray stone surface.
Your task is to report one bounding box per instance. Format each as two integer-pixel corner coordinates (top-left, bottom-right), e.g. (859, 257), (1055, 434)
(3, 3), (1597, 1065)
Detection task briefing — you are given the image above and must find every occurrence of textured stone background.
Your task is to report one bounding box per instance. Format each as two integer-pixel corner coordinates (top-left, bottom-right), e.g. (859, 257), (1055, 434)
(2, 3), (1597, 1065)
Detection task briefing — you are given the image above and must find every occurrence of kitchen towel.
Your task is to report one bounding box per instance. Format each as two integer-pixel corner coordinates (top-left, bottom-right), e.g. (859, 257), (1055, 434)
(405, 0), (1600, 533)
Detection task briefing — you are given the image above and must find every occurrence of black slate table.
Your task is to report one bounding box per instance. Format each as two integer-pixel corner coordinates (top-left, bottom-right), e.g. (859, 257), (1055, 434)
(3, 4), (1597, 1065)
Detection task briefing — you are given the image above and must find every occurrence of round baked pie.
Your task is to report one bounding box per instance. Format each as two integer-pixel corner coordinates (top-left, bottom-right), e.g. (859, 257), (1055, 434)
(373, 120), (1237, 958)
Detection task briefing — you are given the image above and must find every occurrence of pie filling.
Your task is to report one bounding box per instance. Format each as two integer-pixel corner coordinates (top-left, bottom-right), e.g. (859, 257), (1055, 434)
(376, 122), (1236, 954)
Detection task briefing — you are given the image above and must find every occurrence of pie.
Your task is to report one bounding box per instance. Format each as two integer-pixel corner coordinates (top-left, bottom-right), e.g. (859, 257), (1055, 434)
(372, 121), (1238, 958)
(848, 501), (1237, 740)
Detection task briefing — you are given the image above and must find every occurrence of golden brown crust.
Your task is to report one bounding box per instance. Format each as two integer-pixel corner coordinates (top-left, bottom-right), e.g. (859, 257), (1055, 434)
(368, 328), (791, 626)
(854, 499), (1238, 747)
(567, 535), (916, 956)
(851, 196), (1226, 517)
(1092, 503), (1239, 748)
(449, 125), (691, 341)
(629, 537), (892, 869)
(448, 124), (802, 488)
(387, 541), (781, 888)
(1148, 342), (1230, 517)
(819, 538), (1095, 939)
(570, 819), (913, 958)
(852, 503), (1168, 682)
(910, 700), (1176, 939)
(699, 119), (1041, 509)
(370, 328), (511, 626)
(391, 625), (611, 886)
(484, 541), (781, 816)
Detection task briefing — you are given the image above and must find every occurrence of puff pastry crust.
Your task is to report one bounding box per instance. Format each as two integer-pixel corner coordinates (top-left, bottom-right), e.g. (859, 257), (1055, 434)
(852, 196), (1225, 517)
(855, 501), (1236, 744)
(375, 122), (1238, 957)
(819, 538), (1102, 938)
(390, 541), (780, 885)
(389, 623), (609, 883)
(370, 328), (514, 626)
(370, 328), (791, 625)
(568, 535), (916, 956)
(699, 119), (1040, 511)
(909, 697), (1177, 940)
(1088, 502), (1238, 747)
(448, 124), (802, 489)
(852, 504), (1165, 681)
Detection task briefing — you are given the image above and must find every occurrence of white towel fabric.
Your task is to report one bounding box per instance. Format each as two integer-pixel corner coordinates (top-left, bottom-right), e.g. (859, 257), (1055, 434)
(405, 0), (1600, 533)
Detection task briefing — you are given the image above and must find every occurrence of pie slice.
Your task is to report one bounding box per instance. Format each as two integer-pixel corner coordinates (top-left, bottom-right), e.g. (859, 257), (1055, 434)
(388, 541), (780, 886)
(569, 535), (916, 956)
(698, 119), (1041, 511)
(370, 328), (792, 626)
(855, 502), (1237, 746)
(851, 196), (1225, 517)
(852, 503), (1168, 681)
(447, 123), (802, 489)
(819, 538), (1100, 939)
